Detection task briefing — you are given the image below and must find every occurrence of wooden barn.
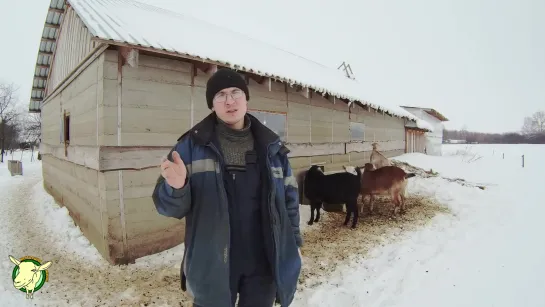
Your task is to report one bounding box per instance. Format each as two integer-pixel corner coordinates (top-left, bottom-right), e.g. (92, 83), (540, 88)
(28, 0), (432, 264)
(401, 106), (449, 155)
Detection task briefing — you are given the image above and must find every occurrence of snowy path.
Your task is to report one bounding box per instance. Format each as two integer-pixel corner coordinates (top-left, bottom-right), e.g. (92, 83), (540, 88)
(0, 158), (192, 307)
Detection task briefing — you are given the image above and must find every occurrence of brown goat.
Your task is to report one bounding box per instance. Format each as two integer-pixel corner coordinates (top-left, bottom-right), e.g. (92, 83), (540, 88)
(358, 163), (416, 216)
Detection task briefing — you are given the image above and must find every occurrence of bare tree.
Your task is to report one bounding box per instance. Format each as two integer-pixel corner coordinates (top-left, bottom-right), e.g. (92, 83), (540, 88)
(21, 113), (41, 145)
(521, 111), (545, 136)
(0, 83), (21, 163)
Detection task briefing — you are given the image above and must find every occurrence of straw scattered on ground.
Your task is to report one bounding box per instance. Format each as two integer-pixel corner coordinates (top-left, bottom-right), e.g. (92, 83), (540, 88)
(298, 193), (451, 288)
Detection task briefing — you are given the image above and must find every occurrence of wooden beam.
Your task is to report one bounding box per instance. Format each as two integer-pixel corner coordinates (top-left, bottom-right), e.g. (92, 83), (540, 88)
(41, 38), (57, 43)
(41, 140), (405, 172)
(32, 87), (45, 91)
(206, 64), (218, 75)
(48, 8), (65, 14)
(346, 140), (405, 153)
(296, 86), (309, 99)
(285, 143), (345, 157)
(36, 64), (50, 69)
(99, 146), (171, 171)
(34, 76), (47, 80)
(39, 52), (54, 56)
(44, 22), (60, 29)
(39, 143), (99, 170)
(119, 47), (139, 67)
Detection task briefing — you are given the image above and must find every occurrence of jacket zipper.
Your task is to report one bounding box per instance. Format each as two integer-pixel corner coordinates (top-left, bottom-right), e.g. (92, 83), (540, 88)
(265, 143), (279, 302)
(207, 142), (230, 265)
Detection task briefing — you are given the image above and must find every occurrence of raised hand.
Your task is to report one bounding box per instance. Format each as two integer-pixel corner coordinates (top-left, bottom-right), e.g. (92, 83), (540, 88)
(161, 151), (187, 189)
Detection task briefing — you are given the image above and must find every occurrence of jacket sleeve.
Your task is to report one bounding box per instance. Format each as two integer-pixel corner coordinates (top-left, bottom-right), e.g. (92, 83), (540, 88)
(282, 154), (303, 247)
(152, 136), (193, 219)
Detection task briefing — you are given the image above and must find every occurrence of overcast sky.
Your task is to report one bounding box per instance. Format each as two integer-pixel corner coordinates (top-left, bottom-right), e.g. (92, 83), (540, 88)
(1, 0), (543, 133)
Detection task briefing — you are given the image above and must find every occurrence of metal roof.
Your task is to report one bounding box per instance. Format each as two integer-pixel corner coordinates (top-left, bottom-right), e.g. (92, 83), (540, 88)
(400, 106), (449, 122)
(28, 0), (422, 124)
(28, 0), (67, 113)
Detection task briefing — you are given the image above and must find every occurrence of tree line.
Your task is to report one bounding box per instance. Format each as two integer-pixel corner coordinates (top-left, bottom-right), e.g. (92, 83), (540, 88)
(1, 82), (41, 162)
(443, 111), (545, 144)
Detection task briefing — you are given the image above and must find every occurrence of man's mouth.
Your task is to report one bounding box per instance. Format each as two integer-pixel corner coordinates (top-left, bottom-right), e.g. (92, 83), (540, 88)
(226, 109), (237, 114)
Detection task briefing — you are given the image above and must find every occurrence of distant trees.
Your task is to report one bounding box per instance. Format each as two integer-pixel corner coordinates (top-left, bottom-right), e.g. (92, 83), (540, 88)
(0, 82), (43, 162)
(521, 111), (545, 142)
(443, 110), (545, 144)
(0, 83), (21, 162)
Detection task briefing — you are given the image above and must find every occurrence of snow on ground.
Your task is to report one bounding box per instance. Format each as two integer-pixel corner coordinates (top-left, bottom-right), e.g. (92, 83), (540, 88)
(1, 145), (545, 307)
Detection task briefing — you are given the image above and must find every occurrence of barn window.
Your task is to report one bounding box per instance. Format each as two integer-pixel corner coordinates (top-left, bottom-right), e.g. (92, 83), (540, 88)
(349, 122), (365, 141)
(248, 110), (287, 141)
(63, 112), (70, 144)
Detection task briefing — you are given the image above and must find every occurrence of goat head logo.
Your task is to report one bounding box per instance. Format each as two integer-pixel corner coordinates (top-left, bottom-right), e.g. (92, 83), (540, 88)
(9, 255), (52, 299)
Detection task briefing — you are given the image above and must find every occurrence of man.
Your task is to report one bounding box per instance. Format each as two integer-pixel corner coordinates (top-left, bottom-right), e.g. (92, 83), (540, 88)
(152, 68), (303, 307)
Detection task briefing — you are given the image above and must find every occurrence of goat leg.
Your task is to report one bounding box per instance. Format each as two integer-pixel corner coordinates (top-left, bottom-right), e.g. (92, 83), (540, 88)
(399, 194), (407, 214)
(369, 195), (375, 214)
(343, 207), (351, 226)
(308, 202), (316, 225)
(315, 203), (321, 223)
(351, 199), (359, 229)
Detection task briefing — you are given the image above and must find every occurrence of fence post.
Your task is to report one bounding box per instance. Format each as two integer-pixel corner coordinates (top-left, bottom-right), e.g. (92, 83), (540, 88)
(522, 155), (525, 168)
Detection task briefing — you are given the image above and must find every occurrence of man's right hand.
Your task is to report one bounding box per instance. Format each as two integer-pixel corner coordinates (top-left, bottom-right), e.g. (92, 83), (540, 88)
(161, 151), (187, 189)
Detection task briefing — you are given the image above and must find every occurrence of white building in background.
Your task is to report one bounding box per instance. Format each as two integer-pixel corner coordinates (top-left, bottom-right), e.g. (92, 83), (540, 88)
(400, 106), (449, 156)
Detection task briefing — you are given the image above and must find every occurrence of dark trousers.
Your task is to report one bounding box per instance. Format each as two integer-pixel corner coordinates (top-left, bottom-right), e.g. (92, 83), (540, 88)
(193, 273), (276, 307)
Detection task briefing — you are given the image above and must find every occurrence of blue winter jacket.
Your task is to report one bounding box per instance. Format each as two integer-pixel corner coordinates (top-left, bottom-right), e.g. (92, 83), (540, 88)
(152, 112), (303, 307)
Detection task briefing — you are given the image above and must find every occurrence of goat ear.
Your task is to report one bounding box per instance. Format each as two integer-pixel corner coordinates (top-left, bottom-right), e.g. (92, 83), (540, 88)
(38, 261), (52, 271)
(9, 255), (20, 266)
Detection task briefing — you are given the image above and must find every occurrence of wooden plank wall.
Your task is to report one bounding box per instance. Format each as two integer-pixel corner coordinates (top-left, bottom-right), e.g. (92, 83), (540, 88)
(46, 6), (96, 95)
(39, 52), (108, 262)
(95, 50), (408, 174)
(41, 155), (107, 258)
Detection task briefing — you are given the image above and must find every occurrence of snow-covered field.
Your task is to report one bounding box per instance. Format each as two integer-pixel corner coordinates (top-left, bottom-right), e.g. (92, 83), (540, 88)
(1, 144), (544, 307)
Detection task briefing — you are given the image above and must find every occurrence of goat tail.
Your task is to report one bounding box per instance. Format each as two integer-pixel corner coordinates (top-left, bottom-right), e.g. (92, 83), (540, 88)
(405, 173), (416, 179)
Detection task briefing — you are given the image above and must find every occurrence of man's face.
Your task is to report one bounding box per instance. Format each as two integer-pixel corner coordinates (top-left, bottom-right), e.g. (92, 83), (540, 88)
(212, 87), (248, 126)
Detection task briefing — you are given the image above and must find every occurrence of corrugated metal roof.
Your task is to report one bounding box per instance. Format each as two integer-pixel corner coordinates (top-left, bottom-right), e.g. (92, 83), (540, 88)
(29, 0), (421, 123)
(28, 0), (67, 113)
(67, 0), (421, 121)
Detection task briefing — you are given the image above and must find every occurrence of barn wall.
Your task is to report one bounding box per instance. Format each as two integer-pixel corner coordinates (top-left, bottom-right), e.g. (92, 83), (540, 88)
(99, 168), (185, 262)
(41, 52), (102, 150)
(41, 155), (107, 257)
(46, 6), (97, 95)
(40, 50), (412, 264)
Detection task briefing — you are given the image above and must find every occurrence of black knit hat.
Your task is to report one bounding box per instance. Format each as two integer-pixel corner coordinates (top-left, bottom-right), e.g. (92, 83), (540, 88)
(206, 68), (250, 109)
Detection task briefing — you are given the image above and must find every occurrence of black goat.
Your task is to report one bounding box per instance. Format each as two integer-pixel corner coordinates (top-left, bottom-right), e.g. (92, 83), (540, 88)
(303, 165), (362, 229)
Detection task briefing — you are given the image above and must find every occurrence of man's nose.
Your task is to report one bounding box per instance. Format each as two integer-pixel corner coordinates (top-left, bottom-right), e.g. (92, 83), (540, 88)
(225, 94), (235, 105)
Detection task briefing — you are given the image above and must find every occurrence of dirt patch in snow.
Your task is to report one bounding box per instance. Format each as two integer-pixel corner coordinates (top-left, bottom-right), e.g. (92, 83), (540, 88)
(298, 193), (451, 288)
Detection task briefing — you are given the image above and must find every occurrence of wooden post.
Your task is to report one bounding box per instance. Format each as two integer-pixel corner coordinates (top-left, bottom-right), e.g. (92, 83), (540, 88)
(522, 155), (525, 168)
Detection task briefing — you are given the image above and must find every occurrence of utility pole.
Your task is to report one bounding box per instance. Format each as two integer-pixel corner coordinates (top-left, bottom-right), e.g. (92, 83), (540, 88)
(337, 61), (356, 80)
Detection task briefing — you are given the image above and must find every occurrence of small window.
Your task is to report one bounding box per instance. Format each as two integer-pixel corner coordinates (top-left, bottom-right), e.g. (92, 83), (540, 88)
(349, 122), (365, 141)
(249, 110), (287, 141)
(63, 112), (70, 144)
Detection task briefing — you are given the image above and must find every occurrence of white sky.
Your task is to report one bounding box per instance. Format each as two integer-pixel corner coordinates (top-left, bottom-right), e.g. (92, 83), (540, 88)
(0, 0), (543, 133)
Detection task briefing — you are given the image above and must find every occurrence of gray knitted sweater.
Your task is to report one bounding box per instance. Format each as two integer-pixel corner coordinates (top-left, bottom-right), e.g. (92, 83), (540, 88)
(215, 115), (255, 167)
